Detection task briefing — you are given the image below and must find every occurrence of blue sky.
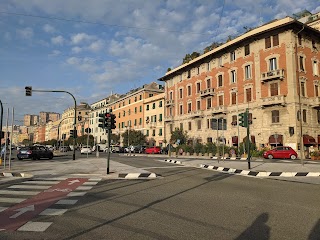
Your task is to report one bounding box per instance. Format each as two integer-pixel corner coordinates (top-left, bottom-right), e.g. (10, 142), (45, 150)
(0, 0), (319, 123)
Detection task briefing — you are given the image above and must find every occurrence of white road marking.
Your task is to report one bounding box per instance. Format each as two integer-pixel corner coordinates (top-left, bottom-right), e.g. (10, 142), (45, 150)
(55, 199), (78, 205)
(8, 185), (50, 190)
(67, 192), (86, 197)
(76, 186), (93, 191)
(88, 178), (102, 181)
(0, 190), (40, 195)
(0, 197), (26, 203)
(39, 208), (68, 216)
(82, 182), (98, 186)
(22, 181), (60, 185)
(34, 177), (67, 181)
(0, 207), (8, 212)
(10, 205), (35, 219)
(18, 221), (52, 232)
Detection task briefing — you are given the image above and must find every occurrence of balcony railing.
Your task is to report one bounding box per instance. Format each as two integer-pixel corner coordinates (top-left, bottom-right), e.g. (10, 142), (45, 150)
(261, 69), (285, 82)
(310, 97), (320, 109)
(165, 99), (175, 107)
(261, 95), (286, 108)
(212, 106), (227, 115)
(199, 88), (215, 98)
(187, 110), (203, 118)
(164, 116), (174, 122)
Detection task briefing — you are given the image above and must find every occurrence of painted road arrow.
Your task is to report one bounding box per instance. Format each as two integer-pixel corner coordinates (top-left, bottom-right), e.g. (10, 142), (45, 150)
(10, 205), (35, 219)
(68, 179), (80, 185)
(0, 178), (88, 231)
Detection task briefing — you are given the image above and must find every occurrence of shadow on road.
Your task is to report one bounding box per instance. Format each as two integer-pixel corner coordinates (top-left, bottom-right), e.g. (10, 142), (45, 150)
(235, 212), (270, 240)
(308, 219), (320, 240)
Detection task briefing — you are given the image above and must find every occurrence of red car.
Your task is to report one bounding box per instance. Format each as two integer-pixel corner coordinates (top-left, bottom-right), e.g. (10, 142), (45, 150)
(145, 146), (162, 154)
(263, 146), (298, 159)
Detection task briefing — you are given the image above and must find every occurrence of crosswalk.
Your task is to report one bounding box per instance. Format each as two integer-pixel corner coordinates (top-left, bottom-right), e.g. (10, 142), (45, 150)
(0, 177), (101, 232)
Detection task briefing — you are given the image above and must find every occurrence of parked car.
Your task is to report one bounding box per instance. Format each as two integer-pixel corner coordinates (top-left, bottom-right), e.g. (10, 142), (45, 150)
(145, 146), (162, 154)
(17, 146), (54, 160)
(263, 146), (298, 159)
(59, 146), (71, 152)
(80, 146), (92, 154)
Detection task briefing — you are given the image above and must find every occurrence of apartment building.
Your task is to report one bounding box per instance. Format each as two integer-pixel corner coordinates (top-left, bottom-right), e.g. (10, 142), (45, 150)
(39, 112), (60, 125)
(144, 93), (165, 146)
(60, 102), (91, 140)
(90, 82), (164, 145)
(23, 114), (39, 126)
(159, 16), (320, 157)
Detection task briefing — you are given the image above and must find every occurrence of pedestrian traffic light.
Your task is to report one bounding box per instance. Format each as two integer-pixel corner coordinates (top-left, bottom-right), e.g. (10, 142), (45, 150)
(238, 112), (248, 128)
(25, 86), (32, 96)
(110, 114), (116, 129)
(0, 131), (4, 139)
(70, 129), (77, 138)
(98, 113), (105, 129)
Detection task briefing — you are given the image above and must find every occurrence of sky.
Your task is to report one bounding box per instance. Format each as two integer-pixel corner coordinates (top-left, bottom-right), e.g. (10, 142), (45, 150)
(0, 0), (319, 123)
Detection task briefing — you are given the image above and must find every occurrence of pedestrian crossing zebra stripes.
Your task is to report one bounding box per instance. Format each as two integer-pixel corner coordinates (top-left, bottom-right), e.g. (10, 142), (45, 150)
(0, 177), (101, 232)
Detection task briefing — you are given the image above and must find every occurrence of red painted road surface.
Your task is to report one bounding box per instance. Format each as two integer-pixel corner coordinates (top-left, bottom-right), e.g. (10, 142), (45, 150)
(0, 178), (88, 231)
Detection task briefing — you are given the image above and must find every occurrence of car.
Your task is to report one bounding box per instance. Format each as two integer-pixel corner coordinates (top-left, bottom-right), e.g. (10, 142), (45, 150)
(263, 146), (298, 159)
(59, 146), (71, 152)
(80, 146), (92, 154)
(17, 146), (54, 160)
(145, 146), (162, 154)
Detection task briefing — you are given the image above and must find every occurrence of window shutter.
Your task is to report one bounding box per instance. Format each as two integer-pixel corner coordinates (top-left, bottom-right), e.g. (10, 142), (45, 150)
(265, 37), (271, 48)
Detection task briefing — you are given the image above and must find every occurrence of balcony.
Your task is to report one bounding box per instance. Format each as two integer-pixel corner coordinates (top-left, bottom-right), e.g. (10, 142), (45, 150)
(212, 106), (227, 115)
(187, 110), (203, 118)
(261, 95), (286, 108)
(310, 97), (320, 109)
(164, 116), (174, 122)
(199, 88), (215, 98)
(261, 69), (285, 83)
(165, 99), (175, 107)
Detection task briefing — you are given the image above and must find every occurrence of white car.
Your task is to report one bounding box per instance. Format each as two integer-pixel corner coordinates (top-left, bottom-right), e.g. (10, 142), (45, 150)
(80, 146), (92, 154)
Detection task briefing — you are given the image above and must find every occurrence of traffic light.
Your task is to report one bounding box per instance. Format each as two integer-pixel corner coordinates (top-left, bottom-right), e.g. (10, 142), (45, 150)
(110, 114), (116, 129)
(70, 129), (77, 138)
(98, 113), (106, 129)
(105, 113), (112, 129)
(238, 112), (248, 128)
(25, 86), (32, 96)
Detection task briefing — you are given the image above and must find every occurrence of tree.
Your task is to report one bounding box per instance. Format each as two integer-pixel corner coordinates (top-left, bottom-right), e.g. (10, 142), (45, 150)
(22, 139), (32, 146)
(121, 129), (146, 146)
(76, 135), (94, 146)
(170, 129), (188, 145)
(110, 133), (120, 145)
(182, 51), (200, 64)
(203, 42), (223, 53)
(167, 68), (172, 72)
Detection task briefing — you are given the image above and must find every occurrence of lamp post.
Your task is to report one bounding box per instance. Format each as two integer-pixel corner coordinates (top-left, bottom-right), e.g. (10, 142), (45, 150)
(25, 88), (77, 160)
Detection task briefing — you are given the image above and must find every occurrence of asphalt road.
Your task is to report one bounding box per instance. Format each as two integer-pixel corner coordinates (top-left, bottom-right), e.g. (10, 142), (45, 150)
(1, 155), (320, 239)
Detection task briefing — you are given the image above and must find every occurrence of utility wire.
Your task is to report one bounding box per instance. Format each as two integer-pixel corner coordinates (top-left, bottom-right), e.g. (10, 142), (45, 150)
(0, 11), (215, 36)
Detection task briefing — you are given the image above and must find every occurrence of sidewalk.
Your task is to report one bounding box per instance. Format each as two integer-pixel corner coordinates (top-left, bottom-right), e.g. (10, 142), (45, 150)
(0, 157), (157, 181)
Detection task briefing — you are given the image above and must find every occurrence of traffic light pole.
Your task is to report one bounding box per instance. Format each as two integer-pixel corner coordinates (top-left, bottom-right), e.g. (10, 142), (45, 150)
(0, 100), (3, 143)
(30, 89), (77, 160)
(245, 108), (251, 169)
(107, 129), (111, 174)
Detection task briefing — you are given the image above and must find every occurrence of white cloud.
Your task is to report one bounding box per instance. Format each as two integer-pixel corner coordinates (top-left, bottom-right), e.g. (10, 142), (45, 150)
(17, 27), (33, 39)
(88, 40), (104, 52)
(43, 24), (56, 33)
(71, 33), (96, 45)
(66, 57), (99, 72)
(71, 46), (82, 54)
(49, 50), (61, 57)
(51, 35), (64, 45)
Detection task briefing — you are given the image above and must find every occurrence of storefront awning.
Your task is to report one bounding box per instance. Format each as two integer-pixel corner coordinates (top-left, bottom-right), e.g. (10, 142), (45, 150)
(269, 134), (283, 144)
(303, 135), (317, 145)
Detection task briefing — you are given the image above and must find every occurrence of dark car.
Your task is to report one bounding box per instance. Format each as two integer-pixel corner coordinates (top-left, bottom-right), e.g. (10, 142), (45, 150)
(17, 146), (54, 160)
(263, 146), (298, 159)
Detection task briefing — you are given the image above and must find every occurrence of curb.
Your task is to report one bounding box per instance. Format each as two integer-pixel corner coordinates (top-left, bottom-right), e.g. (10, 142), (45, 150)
(118, 173), (158, 179)
(200, 164), (320, 177)
(0, 172), (33, 178)
(164, 159), (183, 164)
(211, 156), (247, 161)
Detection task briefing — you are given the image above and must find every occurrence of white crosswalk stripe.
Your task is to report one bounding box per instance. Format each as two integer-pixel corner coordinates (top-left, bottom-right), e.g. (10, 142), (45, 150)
(0, 177), (100, 232)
